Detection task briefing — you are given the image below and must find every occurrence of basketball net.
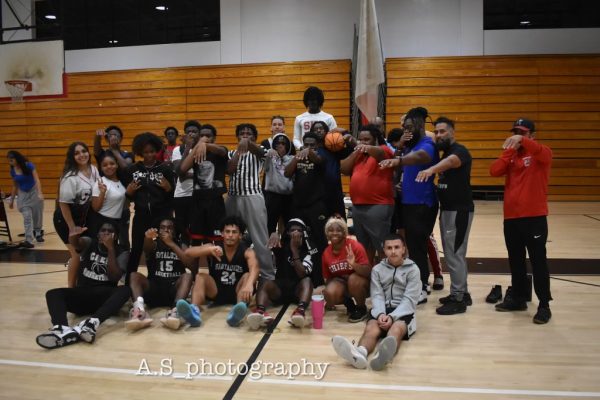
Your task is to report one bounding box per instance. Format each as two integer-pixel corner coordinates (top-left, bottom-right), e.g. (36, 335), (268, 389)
(4, 80), (32, 102)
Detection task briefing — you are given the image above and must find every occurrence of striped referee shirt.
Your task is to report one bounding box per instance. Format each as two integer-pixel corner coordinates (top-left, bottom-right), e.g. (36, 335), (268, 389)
(228, 149), (266, 196)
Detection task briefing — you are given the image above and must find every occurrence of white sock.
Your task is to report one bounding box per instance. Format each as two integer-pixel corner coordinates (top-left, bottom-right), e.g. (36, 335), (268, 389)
(134, 297), (145, 312)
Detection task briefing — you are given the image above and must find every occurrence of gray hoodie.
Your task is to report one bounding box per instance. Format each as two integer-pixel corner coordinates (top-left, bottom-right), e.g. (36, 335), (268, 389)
(370, 257), (421, 321)
(264, 133), (294, 194)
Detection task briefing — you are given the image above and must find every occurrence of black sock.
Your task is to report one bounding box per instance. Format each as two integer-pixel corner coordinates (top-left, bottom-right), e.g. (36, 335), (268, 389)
(539, 301), (549, 308)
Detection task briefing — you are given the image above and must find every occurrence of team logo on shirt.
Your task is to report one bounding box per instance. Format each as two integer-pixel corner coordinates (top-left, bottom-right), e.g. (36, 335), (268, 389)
(523, 156), (531, 167)
(82, 251), (109, 281)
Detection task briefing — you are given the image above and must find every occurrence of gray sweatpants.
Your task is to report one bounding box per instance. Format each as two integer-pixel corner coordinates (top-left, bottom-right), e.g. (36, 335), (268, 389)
(225, 194), (275, 280)
(17, 187), (44, 243)
(439, 210), (474, 300)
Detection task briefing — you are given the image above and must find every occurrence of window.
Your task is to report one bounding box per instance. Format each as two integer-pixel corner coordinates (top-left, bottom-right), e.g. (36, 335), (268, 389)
(34, 0), (220, 50)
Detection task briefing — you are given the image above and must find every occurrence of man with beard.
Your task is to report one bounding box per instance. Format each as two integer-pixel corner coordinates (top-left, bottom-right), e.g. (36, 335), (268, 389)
(416, 117), (474, 315)
(379, 107), (438, 305)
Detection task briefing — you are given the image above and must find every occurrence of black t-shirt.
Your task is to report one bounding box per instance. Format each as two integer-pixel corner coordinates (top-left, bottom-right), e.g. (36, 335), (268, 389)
(77, 238), (128, 287)
(292, 154), (326, 207)
(125, 162), (175, 214)
(437, 142), (474, 211)
(192, 150), (228, 200)
(146, 239), (187, 281)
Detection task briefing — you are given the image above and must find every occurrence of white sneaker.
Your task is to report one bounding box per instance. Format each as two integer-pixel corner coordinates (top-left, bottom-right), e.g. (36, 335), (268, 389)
(160, 308), (183, 330)
(407, 317), (417, 338)
(36, 325), (80, 349)
(75, 318), (99, 343)
(418, 289), (428, 305)
(331, 336), (367, 369)
(369, 336), (398, 371)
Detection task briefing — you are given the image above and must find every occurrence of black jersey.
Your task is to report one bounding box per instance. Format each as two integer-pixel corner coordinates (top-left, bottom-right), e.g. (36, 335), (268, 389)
(209, 242), (249, 290)
(77, 238), (128, 287)
(146, 239), (187, 281)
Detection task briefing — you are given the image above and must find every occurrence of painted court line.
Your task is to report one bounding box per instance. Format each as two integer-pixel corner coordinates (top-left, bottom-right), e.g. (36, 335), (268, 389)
(249, 378), (600, 398)
(0, 359), (232, 382)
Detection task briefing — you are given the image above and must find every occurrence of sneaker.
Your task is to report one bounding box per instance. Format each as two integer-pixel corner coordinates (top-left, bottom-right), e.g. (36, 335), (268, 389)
(36, 325), (80, 349)
(160, 308), (184, 330)
(436, 297), (467, 315)
(418, 289), (428, 305)
(369, 336), (398, 371)
(485, 285), (503, 304)
(425, 283), (432, 295)
(36, 230), (45, 243)
(226, 302), (248, 327)
(289, 307), (306, 328)
(407, 317), (417, 338)
(348, 306), (368, 323)
(432, 276), (444, 291)
(344, 297), (356, 315)
(495, 298), (527, 312)
(75, 318), (99, 343)
(331, 336), (367, 369)
(20, 241), (34, 249)
(176, 299), (202, 327)
(125, 306), (154, 331)
(533, 306), (552, 324)
(247, 310), (273, 330)
(504, 286), (514, 303)
(440, 292), (472, 306)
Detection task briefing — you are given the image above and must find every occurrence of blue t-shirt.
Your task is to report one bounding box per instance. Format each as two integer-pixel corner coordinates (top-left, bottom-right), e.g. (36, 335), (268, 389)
(10, 162), (36, 192)
(401, 136), (438, 207)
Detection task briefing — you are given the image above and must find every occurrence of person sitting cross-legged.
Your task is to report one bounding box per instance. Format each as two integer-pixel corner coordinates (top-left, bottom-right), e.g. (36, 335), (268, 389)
(126, 217), (194, 331)
(332, 234), (420, 370)
(178, 216), (259, 327)
(247, 218), (316, 330)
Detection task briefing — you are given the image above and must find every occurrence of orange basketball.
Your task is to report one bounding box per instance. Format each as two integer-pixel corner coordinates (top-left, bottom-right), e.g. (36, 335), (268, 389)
(324, 131), (346, 152)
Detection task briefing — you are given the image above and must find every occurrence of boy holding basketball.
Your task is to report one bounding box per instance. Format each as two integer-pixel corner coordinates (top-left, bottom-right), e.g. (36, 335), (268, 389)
(293, 86), (338, 150)
(332, 234), (420, 371)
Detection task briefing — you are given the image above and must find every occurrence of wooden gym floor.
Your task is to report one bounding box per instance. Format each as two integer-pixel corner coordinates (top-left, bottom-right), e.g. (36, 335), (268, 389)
(1, 200), (599, 400)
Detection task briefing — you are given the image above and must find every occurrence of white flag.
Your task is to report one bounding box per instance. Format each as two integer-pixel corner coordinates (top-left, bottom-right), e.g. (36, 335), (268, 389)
(355, 0), (385, 122)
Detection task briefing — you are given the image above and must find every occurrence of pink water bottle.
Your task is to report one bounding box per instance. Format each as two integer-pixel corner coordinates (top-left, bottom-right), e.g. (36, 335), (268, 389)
(311, 294), (325, 329)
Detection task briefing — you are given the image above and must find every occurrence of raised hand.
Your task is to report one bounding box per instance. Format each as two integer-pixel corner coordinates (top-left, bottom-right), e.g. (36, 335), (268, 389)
(98, 180), (108, 195)
(415, 168), (434, 182)
(502, 134), (523, 150)
(346, 243), (356, 267)
(68, 226), (87, 237)
(379, 158), (400, 170)
(145, 228), (159, 240)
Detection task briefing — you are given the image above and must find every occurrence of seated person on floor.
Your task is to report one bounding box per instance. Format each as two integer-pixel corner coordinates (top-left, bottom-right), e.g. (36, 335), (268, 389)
(178, 216), (259, 327)
(36, 222), (130, 349)
(332, 234), (420, 370)
(247, 218), (316, 329)
(126, 217), (194, 331)
(322, 217), (371, 323)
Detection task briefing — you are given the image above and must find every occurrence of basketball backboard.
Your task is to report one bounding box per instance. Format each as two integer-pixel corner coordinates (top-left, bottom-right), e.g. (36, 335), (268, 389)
(0, 40), (66, 100)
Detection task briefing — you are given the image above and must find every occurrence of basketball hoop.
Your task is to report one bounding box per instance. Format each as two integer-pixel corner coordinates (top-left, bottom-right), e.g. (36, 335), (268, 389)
(4, 80), (32, 102)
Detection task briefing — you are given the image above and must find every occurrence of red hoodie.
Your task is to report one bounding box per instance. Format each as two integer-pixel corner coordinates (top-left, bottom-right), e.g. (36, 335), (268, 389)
(489, 137), (552, 220)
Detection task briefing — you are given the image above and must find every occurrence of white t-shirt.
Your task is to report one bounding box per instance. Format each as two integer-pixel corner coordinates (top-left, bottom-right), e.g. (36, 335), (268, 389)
(59, 165), (100, 206)
(293, 110), (337, 149)
(171, 146), (193, 198)
(92, 176), (126, 219)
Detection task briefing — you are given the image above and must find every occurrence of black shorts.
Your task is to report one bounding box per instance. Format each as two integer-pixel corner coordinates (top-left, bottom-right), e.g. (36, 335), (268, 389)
(368, 308), (414, 341)
(145, 278), (179, 307)
(209, 285), (238, 306)
(190, 196), (226, 242)
(273, 278), (302, 304)
(53, 207), (89, 244)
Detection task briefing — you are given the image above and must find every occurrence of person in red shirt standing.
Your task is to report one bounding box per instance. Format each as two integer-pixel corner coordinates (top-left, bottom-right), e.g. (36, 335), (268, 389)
(322, 217), (371, 322)
(489, 118), (553, 324)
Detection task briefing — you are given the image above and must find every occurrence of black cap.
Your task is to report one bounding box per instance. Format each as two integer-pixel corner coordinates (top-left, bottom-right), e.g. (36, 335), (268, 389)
(511, 118), (535, 133)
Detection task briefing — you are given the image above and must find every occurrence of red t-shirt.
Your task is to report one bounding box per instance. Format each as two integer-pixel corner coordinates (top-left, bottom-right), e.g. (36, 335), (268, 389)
(322, 238), (370, 281)
(349, 145), (394, 205)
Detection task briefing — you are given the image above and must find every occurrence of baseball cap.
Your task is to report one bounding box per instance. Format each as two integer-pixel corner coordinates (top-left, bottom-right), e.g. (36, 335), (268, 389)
(511, 118), (535, 133)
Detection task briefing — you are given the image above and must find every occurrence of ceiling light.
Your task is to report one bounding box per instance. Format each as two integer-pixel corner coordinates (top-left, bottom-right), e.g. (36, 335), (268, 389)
(520, 20), (531, 25)
(44, 14), (57, 20)
(109, 40), (119, 44)
(155, 6), (168, 11)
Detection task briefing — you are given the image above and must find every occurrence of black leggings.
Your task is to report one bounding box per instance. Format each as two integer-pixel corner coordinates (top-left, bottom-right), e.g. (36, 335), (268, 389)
(127, 209), (173, 278)
(403, 203), (439, 288)
(45, 285), (131, 326)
